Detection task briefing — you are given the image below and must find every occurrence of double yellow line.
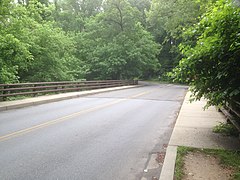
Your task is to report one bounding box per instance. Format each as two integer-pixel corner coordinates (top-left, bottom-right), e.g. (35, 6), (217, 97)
(0, 91), (151, 142)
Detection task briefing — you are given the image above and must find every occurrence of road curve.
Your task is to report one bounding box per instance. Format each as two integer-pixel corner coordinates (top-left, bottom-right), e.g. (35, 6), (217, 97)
(0, 83), (187, 180)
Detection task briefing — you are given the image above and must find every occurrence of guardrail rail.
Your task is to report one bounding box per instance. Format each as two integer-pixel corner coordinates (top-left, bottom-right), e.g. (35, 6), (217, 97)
(0, 80), (138, 101)
(220, 100), (240, 134)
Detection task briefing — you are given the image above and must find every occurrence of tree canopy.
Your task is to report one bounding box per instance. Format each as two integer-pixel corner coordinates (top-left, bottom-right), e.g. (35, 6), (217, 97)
(171, 0), (240, 106)
(1, 0), (239, 109)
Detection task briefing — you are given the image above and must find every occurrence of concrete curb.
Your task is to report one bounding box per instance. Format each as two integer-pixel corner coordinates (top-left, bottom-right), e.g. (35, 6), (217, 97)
(159, 145), (178, 180)
(0, 85), (141, 111)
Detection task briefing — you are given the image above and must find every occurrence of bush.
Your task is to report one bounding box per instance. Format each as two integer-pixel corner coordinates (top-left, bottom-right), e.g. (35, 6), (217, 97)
(171, 0), (240, 107)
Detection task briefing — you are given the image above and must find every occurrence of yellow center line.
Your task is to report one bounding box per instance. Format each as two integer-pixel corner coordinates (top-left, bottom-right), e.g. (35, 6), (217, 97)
(0, 90), (152, 142)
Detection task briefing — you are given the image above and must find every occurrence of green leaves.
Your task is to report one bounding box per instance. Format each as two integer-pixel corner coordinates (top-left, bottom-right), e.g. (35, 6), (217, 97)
(146, 0), (206, 76)
(0, 28), (32, 83)
(22, 23), (76, 82)
(2, 0), (221, 84)
(0, 0), (77, 83)
(172, 0), (240, 106)
(74, 0), (160, 80)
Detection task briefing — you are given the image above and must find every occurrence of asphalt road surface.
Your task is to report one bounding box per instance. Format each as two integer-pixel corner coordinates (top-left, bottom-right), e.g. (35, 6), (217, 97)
(0, 83), (187, 180)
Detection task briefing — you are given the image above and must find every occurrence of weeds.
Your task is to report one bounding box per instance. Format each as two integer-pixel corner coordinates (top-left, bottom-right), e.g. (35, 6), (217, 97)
(213, 122), (239, 137)
(174, 146), (240, 180)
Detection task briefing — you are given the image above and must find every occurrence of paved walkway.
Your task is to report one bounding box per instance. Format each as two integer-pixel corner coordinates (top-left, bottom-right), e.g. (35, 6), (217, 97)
(160, 91), (240, 180)
(0, 85), (137, 111)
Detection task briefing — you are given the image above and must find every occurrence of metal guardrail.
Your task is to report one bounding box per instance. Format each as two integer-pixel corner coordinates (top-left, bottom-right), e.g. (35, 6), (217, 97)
(0, 80), (138, 101)
(220, 100), (240, 133)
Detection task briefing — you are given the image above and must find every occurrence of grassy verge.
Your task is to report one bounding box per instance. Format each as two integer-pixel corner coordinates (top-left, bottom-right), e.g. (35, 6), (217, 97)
(175, 146), (195, 180)
(175, 146), (240, 180)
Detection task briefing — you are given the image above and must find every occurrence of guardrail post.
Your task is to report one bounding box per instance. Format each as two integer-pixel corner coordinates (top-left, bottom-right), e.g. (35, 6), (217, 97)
(4, 85), (8, 101)
(1, 85), (7, 101)
(220, 99), (240, 136)
(33, 84), (36, 97)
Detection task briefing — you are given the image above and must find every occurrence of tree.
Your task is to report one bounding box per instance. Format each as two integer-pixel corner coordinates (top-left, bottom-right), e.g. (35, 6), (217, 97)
(146, 0), (214, 77)
(53, 0), (103, 32)
(0, 0), (79, 83)
(0, 0), (32, 83)
(128, 0), (151, 26)
(171, 0), (240, 107)
(76, 0), (160, 80)
(20, 23), (77, 82)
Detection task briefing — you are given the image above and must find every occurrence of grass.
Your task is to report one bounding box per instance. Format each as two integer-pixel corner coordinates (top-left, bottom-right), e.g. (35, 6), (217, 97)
(175, 146), (240, 180)
(175, 146), (195, 180)
(213, 122), (239, 137)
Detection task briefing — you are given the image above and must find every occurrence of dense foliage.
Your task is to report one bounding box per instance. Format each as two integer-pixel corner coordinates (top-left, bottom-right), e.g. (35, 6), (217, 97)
(1, 0), (239, 108)
(0, 0), (161, 83)
(1, 0), (215, 83)
(0, 0), (76, 83)
(76, 0), (159, 80)
(171, 0), (240, 106)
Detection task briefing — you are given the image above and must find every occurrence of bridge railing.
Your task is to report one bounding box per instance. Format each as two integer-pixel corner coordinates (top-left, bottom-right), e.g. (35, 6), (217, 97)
(0, 80), (138, 101)
(220, 99), (240, 133)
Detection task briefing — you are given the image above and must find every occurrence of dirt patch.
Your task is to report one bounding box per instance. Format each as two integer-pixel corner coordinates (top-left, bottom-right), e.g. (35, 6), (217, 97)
(182, 151), (234, 180)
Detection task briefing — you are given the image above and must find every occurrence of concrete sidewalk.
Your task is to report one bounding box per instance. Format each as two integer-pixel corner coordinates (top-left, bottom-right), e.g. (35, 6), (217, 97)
(160, 91), (240, 180)
(0, 85), (137, 111)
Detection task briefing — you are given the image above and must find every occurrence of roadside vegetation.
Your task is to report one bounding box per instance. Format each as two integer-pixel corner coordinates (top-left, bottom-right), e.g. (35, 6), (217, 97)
(175, 146), (194, 180)
(1, 0), (239, 110)
(175, 146), (240, 180)
(213, 122), (239, 137)
(2, 0), (238, 85)
(170, 0), (240, 108)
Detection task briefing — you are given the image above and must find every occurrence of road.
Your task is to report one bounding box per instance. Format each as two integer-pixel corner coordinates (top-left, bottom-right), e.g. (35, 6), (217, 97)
(0, 83), (187, 180)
